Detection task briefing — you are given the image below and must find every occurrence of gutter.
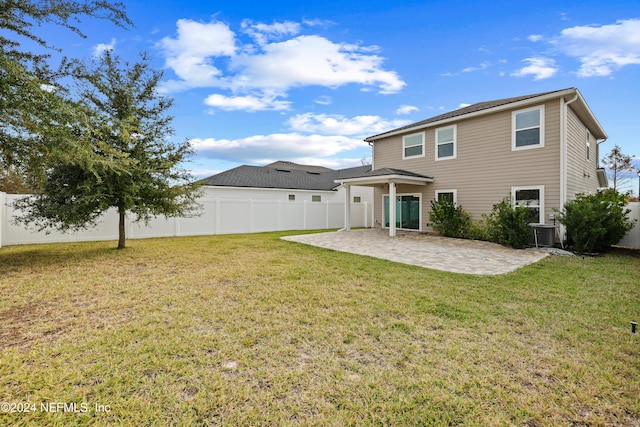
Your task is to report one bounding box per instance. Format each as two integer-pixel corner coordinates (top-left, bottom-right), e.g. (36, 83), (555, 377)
(558, 91), (579, 245)
(561, 92), (579, 209)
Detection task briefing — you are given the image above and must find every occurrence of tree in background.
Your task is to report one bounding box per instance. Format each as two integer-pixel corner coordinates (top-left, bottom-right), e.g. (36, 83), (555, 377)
(0, 167), (32, 194)
(601, 145), (636, 193)
(0, 0), (132, 185)
(14, 52), (201, 249)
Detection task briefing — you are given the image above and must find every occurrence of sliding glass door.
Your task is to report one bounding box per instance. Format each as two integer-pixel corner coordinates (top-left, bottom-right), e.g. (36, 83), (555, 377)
(384, 195), (421, 230)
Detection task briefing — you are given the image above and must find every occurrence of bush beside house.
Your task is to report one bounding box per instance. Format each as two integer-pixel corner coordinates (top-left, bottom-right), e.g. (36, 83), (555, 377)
(558, 189), (636, 253)
(430, 189), (636, 252)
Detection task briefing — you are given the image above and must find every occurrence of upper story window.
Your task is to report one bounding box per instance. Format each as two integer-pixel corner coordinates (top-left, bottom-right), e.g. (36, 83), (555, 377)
(436, 125), (456, 160)
(311, 195), (321, 202)
(586, 129), (591, 161)
(353, 196), (361, 203)
(403, 132), (425, 159)
(512, 106), (544, 150)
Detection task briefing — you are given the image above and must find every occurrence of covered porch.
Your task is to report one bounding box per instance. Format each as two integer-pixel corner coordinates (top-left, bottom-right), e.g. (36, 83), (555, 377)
(335, 168), (434, 237)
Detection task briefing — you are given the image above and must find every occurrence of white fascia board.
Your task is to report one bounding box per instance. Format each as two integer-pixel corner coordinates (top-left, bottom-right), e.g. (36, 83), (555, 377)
(335, 174), (433, 186)
(574, 90), (608, 139)
(365, 88), (578, 142)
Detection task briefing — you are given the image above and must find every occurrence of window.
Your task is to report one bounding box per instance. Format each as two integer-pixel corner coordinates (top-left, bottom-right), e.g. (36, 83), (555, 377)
(512, 186), (544, 224)
(435, 189), (457, 205)
(403, 132), (425, 159)
(311, 195), (321, 202)
(513, 106), (544, 150)
(353, 196), (361, 203)
(436, 125), (456, 160)
(288, 194), (295, 201)
(586, 129), (591, 161)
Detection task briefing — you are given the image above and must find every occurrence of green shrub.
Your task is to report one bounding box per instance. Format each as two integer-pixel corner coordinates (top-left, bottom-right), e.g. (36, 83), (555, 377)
(558, 189), (636, 253)
(469, 219), (489, 241)
(429, 198), (472, 238)
(484, 196), (531, 249)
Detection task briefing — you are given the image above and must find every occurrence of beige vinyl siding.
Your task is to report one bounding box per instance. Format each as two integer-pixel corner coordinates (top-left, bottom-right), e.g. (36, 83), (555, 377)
(566, 106), (600, 199)
(373, 100), (563, 229)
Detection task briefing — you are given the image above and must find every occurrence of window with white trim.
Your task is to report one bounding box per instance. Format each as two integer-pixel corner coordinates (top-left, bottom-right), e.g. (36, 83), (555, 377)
(435, 189), (457, 205)
(586, 129), (591, 161)
(512, 186), (544, 224)
(436, 125), (456, 160)
(353, 196), (361, 203)
(403, 132), (425, 159)
(288, 194), (295, 201)
(512, 106), (544, 150)
(311, 195), (321, 202)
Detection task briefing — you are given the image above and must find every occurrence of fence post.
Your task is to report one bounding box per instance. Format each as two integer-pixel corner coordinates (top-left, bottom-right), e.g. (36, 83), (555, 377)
(0, 191), (5, 248)
(249, 199), (254, 233)
(215, 198), (220, 235)
(326, 201), (330, 229)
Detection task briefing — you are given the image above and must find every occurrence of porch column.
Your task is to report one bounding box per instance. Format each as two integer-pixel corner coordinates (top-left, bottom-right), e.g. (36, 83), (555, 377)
(343, 184), (351, 231)
(389, 180), (396, 237)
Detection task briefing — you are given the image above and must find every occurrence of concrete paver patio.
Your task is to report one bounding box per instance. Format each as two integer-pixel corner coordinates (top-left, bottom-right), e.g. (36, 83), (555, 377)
(282, 228), (549, 275)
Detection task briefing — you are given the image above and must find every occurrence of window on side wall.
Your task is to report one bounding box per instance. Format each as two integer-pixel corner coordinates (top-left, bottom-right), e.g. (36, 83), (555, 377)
(403, 132), (425, 159)
(435, 189), (457, 205)
(512, 186), (544, 224)
(436, 125), (456, 160)
(586, 129), (591, 161)
(353, 196), (361, 203)
(288, 194), (295, 201)
(312, 195), (321, 202)
(512, 106), (544, 150)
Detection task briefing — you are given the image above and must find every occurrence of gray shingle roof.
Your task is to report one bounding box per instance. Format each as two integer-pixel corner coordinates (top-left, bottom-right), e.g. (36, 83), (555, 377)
(199, 163), (371, 191)
(366, 88), (575, 141)
(339, 167), (433, 180)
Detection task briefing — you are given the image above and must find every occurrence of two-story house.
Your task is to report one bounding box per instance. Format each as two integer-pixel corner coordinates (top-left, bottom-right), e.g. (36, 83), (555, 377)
(336, 88), (608, 242)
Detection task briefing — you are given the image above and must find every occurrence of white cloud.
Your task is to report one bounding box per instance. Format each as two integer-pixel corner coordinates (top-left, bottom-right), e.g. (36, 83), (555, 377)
(229, 35), (405, 94)
(396, 105), (419, 115)
(191, 133), (366, 163)
(511, 57), (558, 80)
(287, 113), (410, 136)
(93, 38), (116, 57)
(158, 19), (236, 90)
(204, 93), (291, 111)
(554, 19), (640, 77)
(241, 19), (301, 46)
(528, 34), (543, 42)
(314, 95), (333, 105)
(462, 62), (490, 73)
(158, 18), (405, 105)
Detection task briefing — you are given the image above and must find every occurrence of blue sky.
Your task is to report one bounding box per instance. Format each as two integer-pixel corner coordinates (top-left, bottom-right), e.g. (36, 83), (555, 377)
(42, 0), (640, 193)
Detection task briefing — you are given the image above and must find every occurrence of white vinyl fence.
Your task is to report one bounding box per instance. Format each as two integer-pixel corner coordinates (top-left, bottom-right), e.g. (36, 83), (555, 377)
(618, 202), (640, 249)
(0, 192), (371, 247)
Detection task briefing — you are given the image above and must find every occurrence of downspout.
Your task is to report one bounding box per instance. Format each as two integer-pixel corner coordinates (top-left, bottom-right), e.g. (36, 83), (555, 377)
(560, 92), (579, 247)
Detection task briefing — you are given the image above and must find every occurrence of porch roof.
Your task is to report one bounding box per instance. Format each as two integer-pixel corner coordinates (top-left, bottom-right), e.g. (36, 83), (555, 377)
(334, 168), (434, 186)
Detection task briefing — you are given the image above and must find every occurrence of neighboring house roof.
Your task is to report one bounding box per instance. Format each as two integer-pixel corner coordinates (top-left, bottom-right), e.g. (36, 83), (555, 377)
(264, 161), (333, 173)
(365, 87), (607, 141)
(200, 162), (371, 191)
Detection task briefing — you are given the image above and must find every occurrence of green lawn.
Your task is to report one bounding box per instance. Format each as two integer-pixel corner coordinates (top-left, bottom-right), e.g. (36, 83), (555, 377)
(0, 231), (638, 426)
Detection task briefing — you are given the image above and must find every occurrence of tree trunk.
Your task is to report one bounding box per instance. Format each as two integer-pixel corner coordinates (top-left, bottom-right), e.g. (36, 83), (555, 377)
(118, 210), (126, 249)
